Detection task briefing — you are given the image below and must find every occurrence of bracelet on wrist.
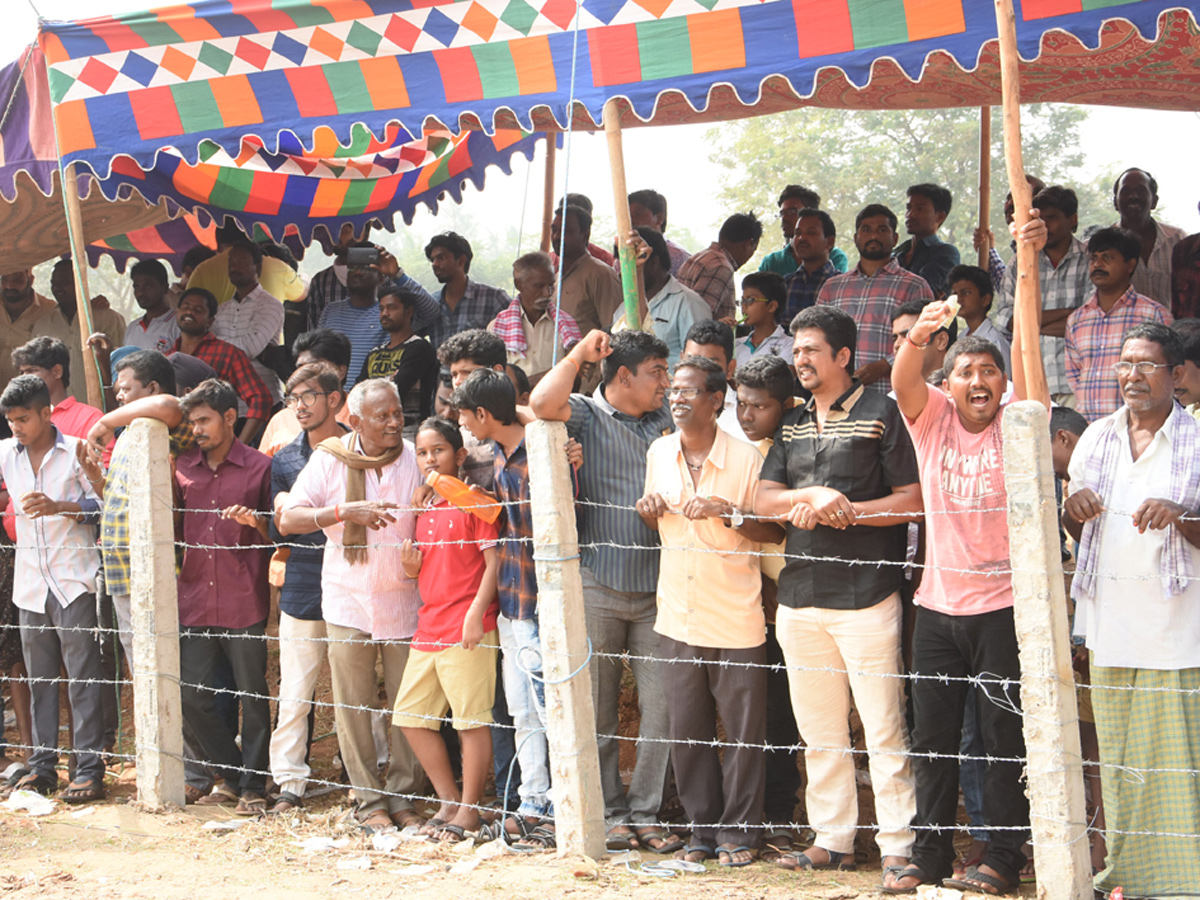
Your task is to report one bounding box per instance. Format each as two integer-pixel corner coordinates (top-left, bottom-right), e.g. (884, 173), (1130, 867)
(564, 355), (580, 372)
(333, 504), (343, 523)
(905, 333), (931, 350)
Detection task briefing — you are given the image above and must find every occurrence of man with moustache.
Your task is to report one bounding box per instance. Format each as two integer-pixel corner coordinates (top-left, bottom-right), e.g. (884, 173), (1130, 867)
(125, 260), (180, 353)
(1111, 168), (1186, 307)
(816, 204), (933, 394)
(1065, 227), (1172, 422)
(637, 355), (783, 867)
(425, 232), (511, 342)
(781, 209), (840, 325)
(360, 285), (439, 439)
(212, 241), (286, 406)
(488, 251), (582, 383)
(169, 288), (272, 445)
(0, 270), (62, 389)
(278, 378), (424, 832)
(756, 306), (920, 878)
(1064, 322), (1200, 898)
(759, 185), (848, 279)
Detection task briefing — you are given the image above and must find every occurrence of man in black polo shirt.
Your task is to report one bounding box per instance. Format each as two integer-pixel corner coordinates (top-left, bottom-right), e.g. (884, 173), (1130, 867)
(756, 305), (921, 882)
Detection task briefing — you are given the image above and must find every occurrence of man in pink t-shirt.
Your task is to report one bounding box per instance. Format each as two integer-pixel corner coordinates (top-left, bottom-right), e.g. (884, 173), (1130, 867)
(883, 299), (1030, 896)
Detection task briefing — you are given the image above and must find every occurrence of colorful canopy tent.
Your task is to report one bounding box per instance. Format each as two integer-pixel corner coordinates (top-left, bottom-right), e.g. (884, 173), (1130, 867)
(36, 0), (1200, 175)
(2, 43), (548, 270)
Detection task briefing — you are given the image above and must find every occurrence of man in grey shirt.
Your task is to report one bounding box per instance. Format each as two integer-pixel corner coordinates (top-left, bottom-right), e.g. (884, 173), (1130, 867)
(530, 328), (677, 852)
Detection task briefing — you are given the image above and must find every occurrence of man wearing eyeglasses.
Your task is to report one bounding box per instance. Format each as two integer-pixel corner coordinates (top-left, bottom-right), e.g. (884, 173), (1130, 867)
(1065, 226), (1173, 423)
(265, 362), (349, 814)
(1063, 322), (1200, 898)
(637, 355), (784, 866)
(758, 185), (848, 279)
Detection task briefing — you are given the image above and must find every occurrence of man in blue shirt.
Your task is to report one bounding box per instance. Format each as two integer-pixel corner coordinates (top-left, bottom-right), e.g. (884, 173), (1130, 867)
(894, 183), (961, 298)
(759, 184), (848, 278)
(266, 362), (348, 814)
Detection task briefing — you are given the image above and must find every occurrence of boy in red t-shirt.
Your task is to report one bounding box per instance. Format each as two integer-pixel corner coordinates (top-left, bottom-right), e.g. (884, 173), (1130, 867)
(395, 416), (500, 842)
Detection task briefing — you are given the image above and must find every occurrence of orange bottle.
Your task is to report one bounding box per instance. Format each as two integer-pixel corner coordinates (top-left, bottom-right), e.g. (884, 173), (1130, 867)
(426, 472), (501, 523)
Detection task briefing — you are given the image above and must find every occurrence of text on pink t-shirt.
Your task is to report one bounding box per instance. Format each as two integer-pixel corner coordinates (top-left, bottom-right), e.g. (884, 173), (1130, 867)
(905, 383), (1013, 616)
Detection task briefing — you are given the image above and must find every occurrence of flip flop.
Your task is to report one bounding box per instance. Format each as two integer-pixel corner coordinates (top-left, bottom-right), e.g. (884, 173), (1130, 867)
(429, 823), (468, 844)
(606, 825), (636, 851)
(9, 772), (58, 797)
(881, 864), (933, 895)
(778, 848), (855, 871)
(61, 778), (106, 804)
(196, 782), (239, 806)
(717, 845), (757, 867)
(943, 866), (1019, 896)
(234, 792), (267, 816)
(673, 843), (715, 863)
(633, 826), (686, 855)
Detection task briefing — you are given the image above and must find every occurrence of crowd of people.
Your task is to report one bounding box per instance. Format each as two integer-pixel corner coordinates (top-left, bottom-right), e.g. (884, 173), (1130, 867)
(0, 167), (1199, 898)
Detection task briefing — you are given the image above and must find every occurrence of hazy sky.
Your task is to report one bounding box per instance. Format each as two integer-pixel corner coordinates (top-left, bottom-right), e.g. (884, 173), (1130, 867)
(7, 0), (1200, 248)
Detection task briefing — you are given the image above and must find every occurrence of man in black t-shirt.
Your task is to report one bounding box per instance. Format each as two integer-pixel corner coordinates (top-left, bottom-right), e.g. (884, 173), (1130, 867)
(359, 284), (438, 439)
(756, 305), (921, 879)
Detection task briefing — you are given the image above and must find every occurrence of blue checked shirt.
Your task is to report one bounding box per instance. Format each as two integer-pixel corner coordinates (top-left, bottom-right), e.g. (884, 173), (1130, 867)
(431, 278), (512, 347)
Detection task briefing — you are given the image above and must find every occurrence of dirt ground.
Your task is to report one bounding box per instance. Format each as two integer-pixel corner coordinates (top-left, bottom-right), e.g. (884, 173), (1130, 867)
(0, 797), (1036, 900)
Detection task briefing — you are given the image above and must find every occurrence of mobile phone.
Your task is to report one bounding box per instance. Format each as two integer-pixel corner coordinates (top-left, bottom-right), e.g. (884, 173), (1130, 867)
(346, 246), (380, 267)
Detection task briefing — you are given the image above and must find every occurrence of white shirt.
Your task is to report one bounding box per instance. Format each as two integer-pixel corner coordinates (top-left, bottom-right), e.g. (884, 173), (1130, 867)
(718, 393), (749, 443)
(1069, 404), (1200, 669)
(734, 325), (792, 367)
(212, 282), (285, 403)
(0, 429), (101, 612)
(126, 308), (180, 354)
(283, 432), (422, 640)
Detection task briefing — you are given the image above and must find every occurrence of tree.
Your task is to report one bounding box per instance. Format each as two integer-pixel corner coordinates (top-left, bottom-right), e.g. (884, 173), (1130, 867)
(709, 105), (1113, 267)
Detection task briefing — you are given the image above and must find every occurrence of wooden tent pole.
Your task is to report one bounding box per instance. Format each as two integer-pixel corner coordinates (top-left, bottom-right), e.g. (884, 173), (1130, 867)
(61, 163), (105, 410)
(603, 98), (643, 330)
(994, 0), (1047, 407)
(540, 137), (556, 253)
(978, 106), (992, 269)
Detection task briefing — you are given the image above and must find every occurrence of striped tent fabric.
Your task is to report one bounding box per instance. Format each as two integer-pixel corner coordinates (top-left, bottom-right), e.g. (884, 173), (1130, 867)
(38, 0), (1200, 185)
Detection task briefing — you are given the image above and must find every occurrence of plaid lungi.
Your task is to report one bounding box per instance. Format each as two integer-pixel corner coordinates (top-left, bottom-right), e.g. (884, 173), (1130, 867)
(1091, 660), (1200, 898)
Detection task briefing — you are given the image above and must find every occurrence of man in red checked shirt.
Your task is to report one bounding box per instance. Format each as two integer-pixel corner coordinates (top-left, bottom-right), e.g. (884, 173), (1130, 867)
(168, 287), (272, 446)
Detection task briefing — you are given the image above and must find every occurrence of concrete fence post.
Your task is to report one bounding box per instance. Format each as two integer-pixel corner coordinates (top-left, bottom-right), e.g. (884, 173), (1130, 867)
(525, 419), (606, 858)
(1001, 401), (1091, 900)
(127, 418), (185, 808)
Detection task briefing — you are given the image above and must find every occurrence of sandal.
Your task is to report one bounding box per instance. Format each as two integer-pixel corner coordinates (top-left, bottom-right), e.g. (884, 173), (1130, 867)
(268, 791), (304, 814)
(61, 778), (106, 804)
(234, 792), (267, 816)
(606, 825), (636, 851)
(778, 847), (856, 871)
(390, 809), (424, 830)
(760, 828), (794, 862)
(881, 864), (934, 894)
(473, 820), (506, 842)
(943, 865), (1019, 896)
(9, 772), (58, 797)
(359, 809), (395, 834)
(633, 826), (685, 855)
(673, 843), (715, 863)
(195, 782), (239, 806)
(512, 823), (556, 852)
(717, 844), (756, 867)
(184, 784), (207, 805)
(428, 823), (468, 844)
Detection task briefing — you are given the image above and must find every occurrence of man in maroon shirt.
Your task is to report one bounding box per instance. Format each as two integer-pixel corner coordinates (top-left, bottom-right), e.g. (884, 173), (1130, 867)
(174, 378), (272, 815)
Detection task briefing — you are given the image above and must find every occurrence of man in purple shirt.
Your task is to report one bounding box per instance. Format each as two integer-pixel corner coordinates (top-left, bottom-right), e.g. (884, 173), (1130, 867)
(174, 378), (273, 815)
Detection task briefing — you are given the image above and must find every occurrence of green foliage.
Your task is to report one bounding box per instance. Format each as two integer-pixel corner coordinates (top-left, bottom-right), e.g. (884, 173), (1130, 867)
(708, 105), (1114, 267)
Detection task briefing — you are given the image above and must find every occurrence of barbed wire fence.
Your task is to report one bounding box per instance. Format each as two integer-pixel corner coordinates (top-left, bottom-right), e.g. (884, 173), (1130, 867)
(2, 407), (1190, 899)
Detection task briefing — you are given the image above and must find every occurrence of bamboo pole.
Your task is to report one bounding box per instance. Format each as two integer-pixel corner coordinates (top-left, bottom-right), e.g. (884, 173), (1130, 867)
(540, 137), (556, 254)
(60, 163), (104, 410)
(603, 98), (642, 330)
(978, 106), (992, 269)
(994, 0), (1048, 407)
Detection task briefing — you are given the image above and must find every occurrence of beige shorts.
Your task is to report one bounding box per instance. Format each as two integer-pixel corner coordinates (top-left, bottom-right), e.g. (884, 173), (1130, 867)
(393, 631), (498, 731)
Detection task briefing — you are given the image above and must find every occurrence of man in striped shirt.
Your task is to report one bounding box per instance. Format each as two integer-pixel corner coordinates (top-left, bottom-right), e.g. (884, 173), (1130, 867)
(1066, 227), (1173, 422)
(816, 204), (934, 395)
(530, 328), (679, 852)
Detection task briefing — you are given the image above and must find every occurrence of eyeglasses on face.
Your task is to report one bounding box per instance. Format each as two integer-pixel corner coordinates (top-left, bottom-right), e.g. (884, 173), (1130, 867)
(284, 391), (330, 408)
(1111, 361), (1173, 376)
(666, 387), (707, 400)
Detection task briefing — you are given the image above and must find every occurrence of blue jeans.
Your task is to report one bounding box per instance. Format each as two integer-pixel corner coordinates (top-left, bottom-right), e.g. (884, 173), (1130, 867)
(498, 614), (552, 819)
(960, 687), (989, 842)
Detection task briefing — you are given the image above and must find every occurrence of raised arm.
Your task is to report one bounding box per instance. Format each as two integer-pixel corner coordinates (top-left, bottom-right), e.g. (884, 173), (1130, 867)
(893, 299), (955, 422)
(529, 330), (612, 422)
